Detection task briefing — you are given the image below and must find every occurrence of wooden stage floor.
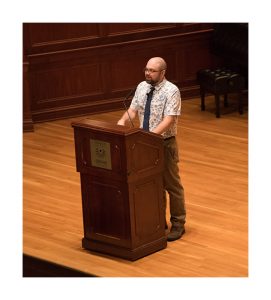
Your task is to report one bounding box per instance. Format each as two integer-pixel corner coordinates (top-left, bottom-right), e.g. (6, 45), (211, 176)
(23, 96), (248, 277)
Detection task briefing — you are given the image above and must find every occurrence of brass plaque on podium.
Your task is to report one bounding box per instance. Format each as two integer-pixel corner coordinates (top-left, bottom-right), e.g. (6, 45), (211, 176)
(90, 139), (112, 170)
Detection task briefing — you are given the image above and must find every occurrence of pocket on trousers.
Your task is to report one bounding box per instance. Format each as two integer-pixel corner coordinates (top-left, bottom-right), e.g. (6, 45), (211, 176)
(166, 144), (179, 163)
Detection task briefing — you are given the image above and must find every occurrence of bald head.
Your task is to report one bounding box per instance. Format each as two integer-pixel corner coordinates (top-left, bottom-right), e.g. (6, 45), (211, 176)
(144, 57), (167, 85)
(147, 57), (167, 72)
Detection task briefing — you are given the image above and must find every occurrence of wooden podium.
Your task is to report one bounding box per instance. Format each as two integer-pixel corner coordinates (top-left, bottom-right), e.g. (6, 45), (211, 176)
(72, 119), (167, 260)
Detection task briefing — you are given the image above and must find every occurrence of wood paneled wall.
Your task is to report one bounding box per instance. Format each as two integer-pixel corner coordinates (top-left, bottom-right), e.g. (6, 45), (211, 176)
(23, 23), (218, 131)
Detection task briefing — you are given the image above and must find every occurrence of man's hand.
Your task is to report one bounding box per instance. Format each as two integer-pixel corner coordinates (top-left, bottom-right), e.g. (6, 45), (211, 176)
(117, 108), (137, 126)
(117, 119), (126, 126)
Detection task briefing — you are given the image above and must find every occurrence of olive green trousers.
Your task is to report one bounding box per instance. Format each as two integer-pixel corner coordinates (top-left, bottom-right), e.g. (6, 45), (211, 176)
(163, 137), (186, 227)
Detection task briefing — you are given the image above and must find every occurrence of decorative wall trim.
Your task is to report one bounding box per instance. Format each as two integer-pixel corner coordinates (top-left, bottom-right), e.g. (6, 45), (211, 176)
(23, 23), (216, 130)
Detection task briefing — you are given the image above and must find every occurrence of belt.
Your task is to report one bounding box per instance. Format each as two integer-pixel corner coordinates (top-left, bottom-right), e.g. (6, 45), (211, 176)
(164, 136), (175, 141)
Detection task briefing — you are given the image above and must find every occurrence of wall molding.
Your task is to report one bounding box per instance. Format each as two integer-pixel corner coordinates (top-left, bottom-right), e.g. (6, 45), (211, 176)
(23, 23), (216, 130)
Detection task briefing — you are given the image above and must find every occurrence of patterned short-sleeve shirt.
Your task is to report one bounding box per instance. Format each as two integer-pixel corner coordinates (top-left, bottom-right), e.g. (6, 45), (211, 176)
(130, 79), (181, 138)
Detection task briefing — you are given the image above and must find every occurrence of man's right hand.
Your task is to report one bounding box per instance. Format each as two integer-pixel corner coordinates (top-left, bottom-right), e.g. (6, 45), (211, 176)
(117, 119), (126, 126)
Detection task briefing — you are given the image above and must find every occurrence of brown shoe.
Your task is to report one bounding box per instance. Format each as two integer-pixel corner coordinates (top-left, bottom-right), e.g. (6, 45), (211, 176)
(167, 226), (185, 242)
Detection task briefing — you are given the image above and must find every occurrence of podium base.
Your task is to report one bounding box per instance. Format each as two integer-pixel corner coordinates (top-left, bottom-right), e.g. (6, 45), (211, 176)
(82, 237), (167, 261)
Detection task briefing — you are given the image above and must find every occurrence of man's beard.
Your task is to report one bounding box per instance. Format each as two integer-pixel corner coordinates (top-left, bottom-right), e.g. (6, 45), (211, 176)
(145, 78), (157, 85)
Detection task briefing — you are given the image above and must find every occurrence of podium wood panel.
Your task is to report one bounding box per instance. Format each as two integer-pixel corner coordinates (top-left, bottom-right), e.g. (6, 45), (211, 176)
(23, 96), (248, 276)
(72, 120), (166, 260)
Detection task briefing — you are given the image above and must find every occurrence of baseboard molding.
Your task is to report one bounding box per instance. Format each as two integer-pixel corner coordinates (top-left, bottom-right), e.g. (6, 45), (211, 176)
(31, 87), (200, 122)
(23, 119), (34, 132)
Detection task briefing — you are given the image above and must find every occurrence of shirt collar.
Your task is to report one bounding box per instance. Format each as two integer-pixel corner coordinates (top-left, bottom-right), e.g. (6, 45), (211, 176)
(151, 78), (167, 91)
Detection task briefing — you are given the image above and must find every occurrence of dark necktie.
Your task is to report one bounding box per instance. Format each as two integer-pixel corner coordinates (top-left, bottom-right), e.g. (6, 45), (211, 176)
(143, 86), (155, 131)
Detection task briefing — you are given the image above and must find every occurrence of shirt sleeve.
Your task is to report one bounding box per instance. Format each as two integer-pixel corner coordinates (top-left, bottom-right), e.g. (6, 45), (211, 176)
(164, 89), (181, 116)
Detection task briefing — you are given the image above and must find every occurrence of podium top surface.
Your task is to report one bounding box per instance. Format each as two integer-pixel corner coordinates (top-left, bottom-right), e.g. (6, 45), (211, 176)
(72, 118), (163, 141)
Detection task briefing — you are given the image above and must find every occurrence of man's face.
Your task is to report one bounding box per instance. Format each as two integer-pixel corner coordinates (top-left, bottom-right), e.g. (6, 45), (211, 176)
(144, 60), (164, 85)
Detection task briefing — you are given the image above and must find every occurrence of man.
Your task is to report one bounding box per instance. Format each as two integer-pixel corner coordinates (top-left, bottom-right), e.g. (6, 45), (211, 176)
(117, 57), (186, 241)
